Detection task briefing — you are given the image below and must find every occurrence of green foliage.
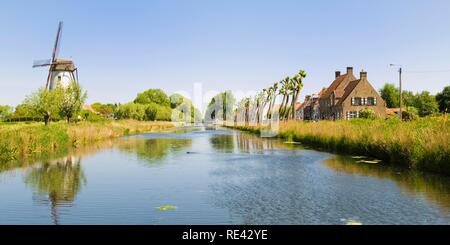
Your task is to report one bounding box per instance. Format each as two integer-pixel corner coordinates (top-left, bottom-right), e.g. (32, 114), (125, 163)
(359, 108), (377, 119)
(80, 109), (105, 122)
(436, 86), (450, 113)
(205, 91), (235, 122)
(402, 108), (419, 121)
(91, 102), (116, 117)
(134, 89), (170, 107)
(169, 93), (186, 109)
(59, 82), (87, 122)
(0, 105), (13, 121)
(414, 91), (438, 116)
(9, 103), (41, 121)
(380, 83), (399, 108)
(115, 102), (146, 120)
(24, 86), (65, 125)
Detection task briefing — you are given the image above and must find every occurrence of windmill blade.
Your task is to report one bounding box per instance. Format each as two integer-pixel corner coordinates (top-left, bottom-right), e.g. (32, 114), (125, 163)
(32, 59), (52, 68)
(51, 21), (63, 62)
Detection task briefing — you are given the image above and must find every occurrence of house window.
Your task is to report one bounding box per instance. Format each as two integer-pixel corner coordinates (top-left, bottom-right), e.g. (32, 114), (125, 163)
(346, 111), (358, 119)
(367, 97), (375, 105)
(351, 97), (362, 105)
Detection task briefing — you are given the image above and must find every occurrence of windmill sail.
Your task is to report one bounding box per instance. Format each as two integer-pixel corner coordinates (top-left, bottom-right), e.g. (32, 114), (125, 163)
(46, 21), (63, 89)
(32, 59), (52, 68)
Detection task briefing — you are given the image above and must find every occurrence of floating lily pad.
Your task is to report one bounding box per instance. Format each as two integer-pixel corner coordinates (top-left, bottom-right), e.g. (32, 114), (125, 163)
(357, 159), (382, 164)
(156, 205), (177, 211)
(351, 156), (367, 159)
(283, 141), (301, 145)
(346, 219), (362, 225)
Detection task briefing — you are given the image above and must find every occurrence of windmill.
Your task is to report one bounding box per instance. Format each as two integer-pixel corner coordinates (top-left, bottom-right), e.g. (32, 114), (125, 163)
(33, 21), (79, 90)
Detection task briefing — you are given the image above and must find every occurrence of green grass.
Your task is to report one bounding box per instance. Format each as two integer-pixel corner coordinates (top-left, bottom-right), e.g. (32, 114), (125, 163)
(0, 120), (175, 163)
(231, 116), (450, 175)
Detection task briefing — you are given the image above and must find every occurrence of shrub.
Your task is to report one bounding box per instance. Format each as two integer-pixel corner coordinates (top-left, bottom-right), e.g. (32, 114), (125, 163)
(359, 108), (377, 119)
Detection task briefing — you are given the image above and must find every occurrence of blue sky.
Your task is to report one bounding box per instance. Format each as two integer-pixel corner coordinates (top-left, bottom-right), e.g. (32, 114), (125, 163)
(1, 0), (449, 108)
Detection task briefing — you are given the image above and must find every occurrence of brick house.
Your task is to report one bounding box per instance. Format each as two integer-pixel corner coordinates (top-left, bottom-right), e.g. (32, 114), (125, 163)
(319, 67), (386, 120)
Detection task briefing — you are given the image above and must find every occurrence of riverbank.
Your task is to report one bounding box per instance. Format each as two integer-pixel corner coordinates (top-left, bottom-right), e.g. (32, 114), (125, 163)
(0, 120), (175, 162)
(230, 116), (450, 175)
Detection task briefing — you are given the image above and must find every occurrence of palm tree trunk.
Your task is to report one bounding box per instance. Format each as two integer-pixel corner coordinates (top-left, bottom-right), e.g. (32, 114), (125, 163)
(279, 94), (286, 117)
(291, 89), (300, 120)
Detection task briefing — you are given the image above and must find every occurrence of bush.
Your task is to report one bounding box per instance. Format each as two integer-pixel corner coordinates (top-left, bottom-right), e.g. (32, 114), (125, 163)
(359, 108), (377, 119)
(80, 110), (105, 122)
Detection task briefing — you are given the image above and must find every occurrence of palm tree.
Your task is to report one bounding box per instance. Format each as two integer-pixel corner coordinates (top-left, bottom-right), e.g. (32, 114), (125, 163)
(278, 77), (290, 120)
(288, 70), (307, 120)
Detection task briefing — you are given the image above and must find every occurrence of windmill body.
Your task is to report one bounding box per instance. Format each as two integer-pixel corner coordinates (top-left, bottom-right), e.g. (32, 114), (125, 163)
(33, 22), (79, 90)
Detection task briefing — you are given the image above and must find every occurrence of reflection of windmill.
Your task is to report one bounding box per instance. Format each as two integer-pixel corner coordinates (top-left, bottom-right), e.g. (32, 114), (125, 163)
(32, 21), (79, 90)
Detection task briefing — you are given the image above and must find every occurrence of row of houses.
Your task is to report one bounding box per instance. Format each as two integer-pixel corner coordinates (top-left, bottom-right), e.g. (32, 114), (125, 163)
(296, 67), (388, 120)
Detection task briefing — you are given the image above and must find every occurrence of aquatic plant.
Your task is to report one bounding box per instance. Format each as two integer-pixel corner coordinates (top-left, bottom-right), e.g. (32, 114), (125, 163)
(156, 205), (177, 211)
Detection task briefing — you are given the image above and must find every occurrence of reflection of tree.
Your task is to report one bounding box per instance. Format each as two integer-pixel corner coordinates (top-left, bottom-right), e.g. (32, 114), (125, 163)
(209, 134), (235, 153)
(324, 156), (450, 210)
(24, 157), (86, 225)
(209, 132), (298, 154)
(117, 138), (191, 164)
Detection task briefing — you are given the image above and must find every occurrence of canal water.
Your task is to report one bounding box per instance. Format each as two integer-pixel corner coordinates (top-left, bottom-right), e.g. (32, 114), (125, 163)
(1, 126), (450, 224)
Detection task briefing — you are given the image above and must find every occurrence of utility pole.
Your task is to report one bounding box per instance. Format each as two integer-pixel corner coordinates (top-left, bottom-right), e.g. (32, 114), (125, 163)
(390, 64), (403, 120)
(399, 67), (403, 120)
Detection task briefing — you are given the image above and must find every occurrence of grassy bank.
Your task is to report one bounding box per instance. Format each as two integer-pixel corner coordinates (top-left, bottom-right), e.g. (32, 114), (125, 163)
(231, 116), (450, 175)
(0, 120), (175, 162)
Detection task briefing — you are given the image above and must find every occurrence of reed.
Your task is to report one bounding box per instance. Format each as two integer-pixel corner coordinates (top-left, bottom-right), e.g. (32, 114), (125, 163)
(232, 116), (450, 175)
(0, 120), (175, 161)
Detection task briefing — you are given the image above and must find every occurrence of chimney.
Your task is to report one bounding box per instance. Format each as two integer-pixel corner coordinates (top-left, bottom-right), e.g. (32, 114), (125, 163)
(335, 71), (341, 78)
(346, 67), (353, 75)
(360, 70), (367, 79)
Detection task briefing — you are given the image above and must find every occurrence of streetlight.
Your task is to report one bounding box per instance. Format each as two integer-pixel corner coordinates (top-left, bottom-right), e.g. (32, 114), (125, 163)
(390, 64), (403, 120)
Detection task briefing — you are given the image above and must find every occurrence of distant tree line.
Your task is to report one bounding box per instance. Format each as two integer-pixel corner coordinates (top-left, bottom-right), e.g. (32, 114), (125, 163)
(0, 87), (202, 125)
(379, 84), (450, 118)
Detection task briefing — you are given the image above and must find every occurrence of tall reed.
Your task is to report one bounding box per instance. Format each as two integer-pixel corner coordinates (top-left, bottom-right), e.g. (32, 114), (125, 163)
(0, 120), (175, 161)
(232, 116), (450, 175)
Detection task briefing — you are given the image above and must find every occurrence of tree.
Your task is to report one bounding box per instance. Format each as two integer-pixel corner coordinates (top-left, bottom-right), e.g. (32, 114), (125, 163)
(0, 105), (12, 121)
(205, 91), (235, 123)
(24, 86), (64, 126)
(414, 91), (438, 116)
(59, 82), (87, 123)
(134, 89), (170, 106)
(115, 102), (146, 120)
(91, 102), (115, 117)
(436, 86), (450, 113)
(289, 70), (306, 119)
(380, 83), (400, 108)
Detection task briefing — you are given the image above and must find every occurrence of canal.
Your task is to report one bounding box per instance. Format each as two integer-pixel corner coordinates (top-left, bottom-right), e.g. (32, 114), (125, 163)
(1, 126), (450, 224)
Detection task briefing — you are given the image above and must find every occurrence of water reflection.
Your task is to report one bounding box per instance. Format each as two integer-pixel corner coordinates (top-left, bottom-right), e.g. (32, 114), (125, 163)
(210, 131), (302, 154)
(117, 137), (192, 164)
(24, 156), (86, 225)
(324, 156), (450, 211)
(1, 127), (450, 224)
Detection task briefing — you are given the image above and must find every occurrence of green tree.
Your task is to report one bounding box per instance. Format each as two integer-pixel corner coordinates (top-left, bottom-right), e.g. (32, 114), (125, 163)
(380, 83), (400, 108)
(115, 103), (146, 120)
(414, 91), (438, 116)
(205, 91), (235, 122)
(134, 89), (170, 106)
(0, 105), (12, 121)
(436, 86), (450, 113)
(59, 83), (87, 123)
(24, 87), (64, 125)
(289, 70), (306, 119)
(91, 102), (115, 117)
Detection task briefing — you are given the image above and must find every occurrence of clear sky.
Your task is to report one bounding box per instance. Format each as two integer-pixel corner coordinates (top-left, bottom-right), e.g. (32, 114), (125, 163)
(1, 0), (449, 110)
